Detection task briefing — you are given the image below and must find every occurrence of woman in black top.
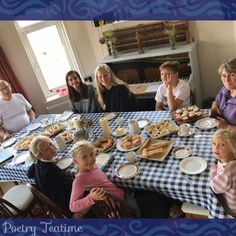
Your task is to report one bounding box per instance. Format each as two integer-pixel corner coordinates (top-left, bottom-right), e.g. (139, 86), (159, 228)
(66, 70), (101, 113)
(94, 64), (136, 112)
(27, 135), (72, 214)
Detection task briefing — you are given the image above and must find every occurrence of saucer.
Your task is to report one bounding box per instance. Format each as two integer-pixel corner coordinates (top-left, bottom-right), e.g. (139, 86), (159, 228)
(178, 129), (194, 137)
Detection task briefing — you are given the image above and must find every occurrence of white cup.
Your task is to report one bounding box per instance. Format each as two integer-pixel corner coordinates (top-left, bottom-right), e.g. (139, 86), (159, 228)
(124, 151), (137, 163)
(179, 123), (191, 135)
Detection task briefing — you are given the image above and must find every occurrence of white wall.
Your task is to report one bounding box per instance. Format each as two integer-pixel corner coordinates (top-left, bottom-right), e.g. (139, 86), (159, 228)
(0, 21), (235, 114)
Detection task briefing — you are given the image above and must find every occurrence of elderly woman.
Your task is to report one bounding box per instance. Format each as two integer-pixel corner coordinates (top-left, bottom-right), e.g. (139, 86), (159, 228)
(95, 64), (136, 112)
(209, 58), (236, 131)
(65, 70), (101, 113)
(0, 80), (35, 141)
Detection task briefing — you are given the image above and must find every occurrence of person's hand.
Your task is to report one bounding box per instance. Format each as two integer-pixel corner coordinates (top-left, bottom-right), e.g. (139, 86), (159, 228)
(210, 164), (217, 173)
(163, 74), (172, 89)
(89, 187), (107, 201)
(3, 132), (11, 141)
(214, 117), (228, 129)
(209, 104), (220, 117)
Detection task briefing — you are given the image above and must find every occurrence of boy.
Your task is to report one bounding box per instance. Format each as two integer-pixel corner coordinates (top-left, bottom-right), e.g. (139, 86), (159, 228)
(155, 61), (190, 111)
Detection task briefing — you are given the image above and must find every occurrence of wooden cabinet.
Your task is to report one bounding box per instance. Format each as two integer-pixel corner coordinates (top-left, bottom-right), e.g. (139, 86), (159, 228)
(100, 42), (203, 109)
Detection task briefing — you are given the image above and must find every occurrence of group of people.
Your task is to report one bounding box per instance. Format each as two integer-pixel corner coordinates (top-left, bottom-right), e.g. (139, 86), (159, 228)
(0, 58), (236, 217)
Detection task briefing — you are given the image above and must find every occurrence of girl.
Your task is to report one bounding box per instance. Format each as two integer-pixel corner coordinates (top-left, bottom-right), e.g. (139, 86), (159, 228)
(69, 140), (124, 215)
(27, 135), (72, 213)
(94, 64), (137, 112)
(66, 70), (101, 113)
(210, 129), (236, 217)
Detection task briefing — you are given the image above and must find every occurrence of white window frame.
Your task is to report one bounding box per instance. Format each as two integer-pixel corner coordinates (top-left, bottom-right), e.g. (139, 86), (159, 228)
(15, 21), (79, 98)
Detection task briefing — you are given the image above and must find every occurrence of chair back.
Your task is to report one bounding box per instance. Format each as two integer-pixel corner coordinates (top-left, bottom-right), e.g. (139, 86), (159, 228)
(90, 192), (136, 218)
(0, 198), (24, 218)
(26, 184), (71, 218)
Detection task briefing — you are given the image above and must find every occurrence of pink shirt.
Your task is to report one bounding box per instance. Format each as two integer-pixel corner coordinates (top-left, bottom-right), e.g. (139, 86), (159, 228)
(210, 160), (236, 217)
(69, 166), (124, 213)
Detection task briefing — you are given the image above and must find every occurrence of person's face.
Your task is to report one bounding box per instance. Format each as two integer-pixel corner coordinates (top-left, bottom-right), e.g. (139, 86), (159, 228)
(67, 74), (80, 90)
(212, 136), (234, 163)
(39, 140), (57, 160)
(220, 69), (236, 90)
(0, 82), (12, 101)
(73, 146), (96, 172)
(160, 68), (178, 85)
(97, 70), (112, 89)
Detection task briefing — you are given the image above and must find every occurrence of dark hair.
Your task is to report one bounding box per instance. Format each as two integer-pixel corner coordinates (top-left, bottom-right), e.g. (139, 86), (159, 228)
(65, 71), (89, 102)
(159, 61), (179, 73)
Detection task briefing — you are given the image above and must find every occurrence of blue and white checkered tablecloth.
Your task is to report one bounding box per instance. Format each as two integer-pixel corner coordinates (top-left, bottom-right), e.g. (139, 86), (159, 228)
(0, 110), (228, 218)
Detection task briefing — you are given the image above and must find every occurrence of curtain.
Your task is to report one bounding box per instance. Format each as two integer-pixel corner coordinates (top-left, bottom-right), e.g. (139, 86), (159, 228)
(0, 46), (29, 100)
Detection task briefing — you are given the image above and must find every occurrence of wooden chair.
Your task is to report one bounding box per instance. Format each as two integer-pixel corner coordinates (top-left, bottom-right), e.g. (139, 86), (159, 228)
(26, 184), (71, 218)
(88, 192), (137, 218)
(181, 203), (208, 219)
(0, 184), (35, 218)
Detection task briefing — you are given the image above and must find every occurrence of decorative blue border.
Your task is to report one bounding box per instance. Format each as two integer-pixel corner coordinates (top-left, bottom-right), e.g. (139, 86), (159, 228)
(0, 0), (235, 20)
(0, 219), (236, 236)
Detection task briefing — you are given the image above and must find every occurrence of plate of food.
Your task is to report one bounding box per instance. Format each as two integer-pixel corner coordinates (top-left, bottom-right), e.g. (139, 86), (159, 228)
(116, 134), (144, 152)
(136, 138), (175, 161)
(144, 120), (179, 139)
(179, 156), (207, 175)
(41, 122), (65, 137)
(172, 105), (204, 124)
(137, 118), (149, 129)
(56, 157), (73, 170)
(2, 137), (17, 148)
(102, 112), (117, 121)
(112, 127), (128, 137)
(15, 135), (36, 150)
(93, 136), (116, 153)
(195, 117), (216, 130)
(58, 131), (73, 143)
(172, 147), (192, 159)
(115, 163), (139, 179)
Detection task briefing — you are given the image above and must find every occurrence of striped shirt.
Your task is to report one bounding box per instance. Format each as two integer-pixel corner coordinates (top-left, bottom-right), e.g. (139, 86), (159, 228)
(210, 160), (236, 217)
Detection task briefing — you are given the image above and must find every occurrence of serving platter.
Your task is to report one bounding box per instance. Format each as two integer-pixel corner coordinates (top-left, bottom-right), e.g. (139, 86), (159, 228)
(116, 134), (144, 152)
(41, 123), (64, 137)
(115, 163), (139, 179)
(59, 131), (73, 143)
(144, 120), (179, 139)
(15, 135), (36, 150)
(136, 139), (174, 161)
(179, 156), (207, 175)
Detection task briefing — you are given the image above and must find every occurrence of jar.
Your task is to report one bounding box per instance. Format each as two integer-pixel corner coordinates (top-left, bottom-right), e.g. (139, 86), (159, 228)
(128, 120), (140, 134)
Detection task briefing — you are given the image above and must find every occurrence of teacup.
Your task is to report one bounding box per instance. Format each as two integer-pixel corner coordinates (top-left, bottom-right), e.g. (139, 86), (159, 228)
(124, 151), (137, 163)
(179, 123), (191, 135)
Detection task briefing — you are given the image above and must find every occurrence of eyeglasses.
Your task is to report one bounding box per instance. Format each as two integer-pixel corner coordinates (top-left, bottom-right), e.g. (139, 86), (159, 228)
(0, 85), (10, 94)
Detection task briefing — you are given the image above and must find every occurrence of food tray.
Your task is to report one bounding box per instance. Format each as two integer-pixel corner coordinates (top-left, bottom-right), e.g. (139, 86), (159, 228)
(15, 135), (36, 150)
(41, 123), (64, 137)
(144, 120), (179, 139)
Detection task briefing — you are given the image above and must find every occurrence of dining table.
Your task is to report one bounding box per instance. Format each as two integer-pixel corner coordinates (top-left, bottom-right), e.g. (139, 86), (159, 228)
(0, 110), (229, 218)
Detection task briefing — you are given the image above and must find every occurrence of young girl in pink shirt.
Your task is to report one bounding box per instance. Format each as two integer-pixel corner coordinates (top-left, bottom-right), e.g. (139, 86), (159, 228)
(69, 140), (124, 215)
(210, 129), (236, 217)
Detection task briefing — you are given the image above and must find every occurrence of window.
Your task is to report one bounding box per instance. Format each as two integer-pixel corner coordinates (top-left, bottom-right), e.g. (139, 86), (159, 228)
(15, 21), (79, 98)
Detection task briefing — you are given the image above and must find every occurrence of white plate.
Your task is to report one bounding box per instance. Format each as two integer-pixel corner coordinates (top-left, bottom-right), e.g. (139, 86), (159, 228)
(12, 152), (29, 164)
(179, 156), (207, 175)
(116, 137), (144, 152)
(116, 163), (139, 179)
(103, 112), (117, 121)
(2, 137), (17, 148)
(58, 111), (74, 122)
(112, 128), (128, 137)
(20, 130), (30, 138)
(28, 123), (41, 131)
(56, 157), (73, 169)
(137, 119), (149, 129)
(172, 147), (192, 159)
(195, 117), (216, 130)
(178, 129), (194, 137)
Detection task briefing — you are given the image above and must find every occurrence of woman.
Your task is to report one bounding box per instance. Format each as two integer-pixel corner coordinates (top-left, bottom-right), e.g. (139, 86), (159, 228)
(66, 71), (101, 113)
(209, 58), (236, 131)
(95, 64), (136, 112)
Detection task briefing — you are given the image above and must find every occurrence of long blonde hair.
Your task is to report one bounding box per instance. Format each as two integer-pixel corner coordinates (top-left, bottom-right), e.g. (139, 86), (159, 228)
(71, 140), (95, 159)
(94, 64), (130, 110)
(212, 129), (236, 157)
(29, 135), (50, 161)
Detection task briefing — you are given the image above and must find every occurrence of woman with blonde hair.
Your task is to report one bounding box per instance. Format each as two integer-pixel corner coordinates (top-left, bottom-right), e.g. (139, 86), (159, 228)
(210, 129), (236, 217)
(27, 135), (72, 213)
(95, 64), (136, 112)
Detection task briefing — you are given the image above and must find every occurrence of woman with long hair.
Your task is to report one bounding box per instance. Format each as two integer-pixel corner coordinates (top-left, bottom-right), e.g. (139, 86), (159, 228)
(66, 70), (101, 113)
